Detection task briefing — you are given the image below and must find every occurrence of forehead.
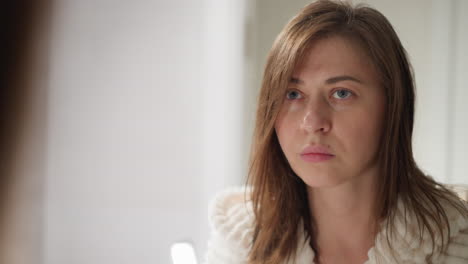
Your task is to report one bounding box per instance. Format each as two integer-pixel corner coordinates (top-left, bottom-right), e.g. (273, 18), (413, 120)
(292, 35), (378, 83)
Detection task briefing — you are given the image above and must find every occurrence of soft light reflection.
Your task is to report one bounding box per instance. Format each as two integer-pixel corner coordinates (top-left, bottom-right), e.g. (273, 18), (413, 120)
(171, 242), (198, 264)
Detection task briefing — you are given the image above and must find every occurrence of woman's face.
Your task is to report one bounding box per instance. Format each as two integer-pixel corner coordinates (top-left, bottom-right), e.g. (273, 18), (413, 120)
(275, 35), (386, 188)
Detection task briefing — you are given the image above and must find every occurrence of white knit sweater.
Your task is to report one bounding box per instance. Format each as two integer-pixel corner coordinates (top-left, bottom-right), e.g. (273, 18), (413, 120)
(204, 187), (468, 264)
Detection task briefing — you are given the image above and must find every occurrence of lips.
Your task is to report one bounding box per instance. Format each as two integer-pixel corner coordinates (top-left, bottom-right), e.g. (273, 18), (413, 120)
(300, 145), (333, 155)
(300, 145), (334, 162)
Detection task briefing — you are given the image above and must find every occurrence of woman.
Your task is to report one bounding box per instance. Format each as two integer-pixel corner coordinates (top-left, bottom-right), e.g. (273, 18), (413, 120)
(204, 1), (468, 263)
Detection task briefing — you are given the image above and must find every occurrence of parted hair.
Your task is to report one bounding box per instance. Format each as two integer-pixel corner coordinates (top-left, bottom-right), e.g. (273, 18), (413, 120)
(246, 0), (468, 263)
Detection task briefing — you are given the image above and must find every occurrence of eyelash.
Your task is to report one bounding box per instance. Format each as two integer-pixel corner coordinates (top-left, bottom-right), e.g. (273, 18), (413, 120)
(285, 89), (303, 100)
(331, 88), (354, 99)
(285, 88), (355, 101)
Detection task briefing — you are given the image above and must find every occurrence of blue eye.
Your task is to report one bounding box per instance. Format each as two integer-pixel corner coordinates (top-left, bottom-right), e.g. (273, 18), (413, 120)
(332, 89), (353, 99)
(286, 90), (302, 100)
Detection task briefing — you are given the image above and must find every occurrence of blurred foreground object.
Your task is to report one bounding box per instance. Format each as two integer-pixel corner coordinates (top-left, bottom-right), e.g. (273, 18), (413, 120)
(1, 0), (50, 263)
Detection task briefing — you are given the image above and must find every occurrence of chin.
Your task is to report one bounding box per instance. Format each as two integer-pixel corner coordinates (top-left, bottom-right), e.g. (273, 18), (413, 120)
(298, 171), (347, 189)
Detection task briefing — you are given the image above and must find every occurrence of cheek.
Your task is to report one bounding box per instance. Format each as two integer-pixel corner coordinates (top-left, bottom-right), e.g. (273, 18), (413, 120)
(336, 105), (385, 157)
(276, 102), (302, 127)
(275, 108), (300, 151)
(274, 114), (289, 149)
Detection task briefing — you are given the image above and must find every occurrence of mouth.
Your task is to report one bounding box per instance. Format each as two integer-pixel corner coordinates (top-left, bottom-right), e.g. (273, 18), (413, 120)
(300, 144), (334, 162)
(300, 153), (335, 162)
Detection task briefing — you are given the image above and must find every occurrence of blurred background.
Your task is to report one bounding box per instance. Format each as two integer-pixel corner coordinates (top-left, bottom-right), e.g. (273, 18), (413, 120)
(2, 0), (467, 263)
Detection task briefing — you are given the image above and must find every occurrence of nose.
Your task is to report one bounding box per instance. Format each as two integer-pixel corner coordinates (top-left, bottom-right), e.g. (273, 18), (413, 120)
(300, 101), (331, 134)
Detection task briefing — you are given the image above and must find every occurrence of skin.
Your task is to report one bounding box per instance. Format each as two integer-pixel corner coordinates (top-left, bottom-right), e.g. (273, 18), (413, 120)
(274, 35), (386, 264)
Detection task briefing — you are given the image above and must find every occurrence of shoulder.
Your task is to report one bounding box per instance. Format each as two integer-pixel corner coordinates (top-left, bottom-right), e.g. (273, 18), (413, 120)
(443, 200), (468, 262)
(444, 226), (468, 263)
(371, 197), (468, 263)
(203, 186), (255, 264)
(208, 186), (255, 247)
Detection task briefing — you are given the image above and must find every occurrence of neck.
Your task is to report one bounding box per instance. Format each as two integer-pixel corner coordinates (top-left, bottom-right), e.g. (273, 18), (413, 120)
(308, 169), (379, 262)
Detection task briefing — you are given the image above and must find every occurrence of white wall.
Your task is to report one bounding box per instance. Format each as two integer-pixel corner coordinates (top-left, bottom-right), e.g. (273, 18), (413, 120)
(451, 0), (468, 184)
(45, 0), (248, 263)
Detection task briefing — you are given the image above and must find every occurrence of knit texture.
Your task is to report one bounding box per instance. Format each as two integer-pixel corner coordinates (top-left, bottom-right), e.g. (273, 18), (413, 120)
(204, 187), (468, 264)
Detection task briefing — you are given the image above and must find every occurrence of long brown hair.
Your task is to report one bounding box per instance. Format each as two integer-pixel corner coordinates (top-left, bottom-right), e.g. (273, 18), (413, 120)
(247, 0), (468, 263)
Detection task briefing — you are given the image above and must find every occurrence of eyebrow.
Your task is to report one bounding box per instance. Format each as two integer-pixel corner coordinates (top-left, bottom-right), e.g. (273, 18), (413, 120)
(290, 75), (363, 85)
